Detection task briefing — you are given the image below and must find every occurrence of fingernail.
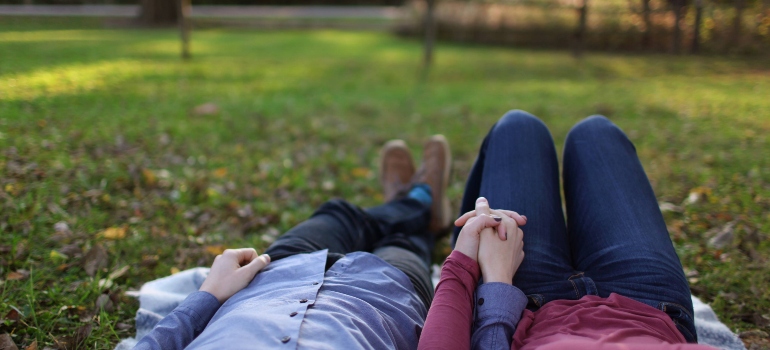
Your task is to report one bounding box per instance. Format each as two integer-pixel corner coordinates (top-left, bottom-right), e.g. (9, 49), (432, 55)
(492, 215), (502, 222)
(522, 215), (527, 221)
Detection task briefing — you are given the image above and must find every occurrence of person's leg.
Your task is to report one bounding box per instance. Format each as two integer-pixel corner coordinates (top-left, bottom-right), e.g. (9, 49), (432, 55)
(264, 189), (436, 309)
(455, 110), (577, 308)
(264, 195), (430, 263)
(563, 115), (696, 342)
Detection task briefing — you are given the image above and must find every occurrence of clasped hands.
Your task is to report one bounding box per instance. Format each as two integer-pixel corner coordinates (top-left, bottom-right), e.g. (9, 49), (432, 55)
(454, 197), (526, 284)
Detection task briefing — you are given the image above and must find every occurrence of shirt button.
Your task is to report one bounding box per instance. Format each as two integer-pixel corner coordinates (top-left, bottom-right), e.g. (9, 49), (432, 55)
(281, 336), (291, 343)
(478, 298), (485, 306)
(290, 312), (298, 317)
(299, 299), (308, 303)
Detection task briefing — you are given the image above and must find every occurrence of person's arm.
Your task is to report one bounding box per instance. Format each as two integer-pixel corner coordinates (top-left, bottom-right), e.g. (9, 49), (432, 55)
(133, 291), (221, 350)
(457, 198), (528, 350)
(419, 198), (505, 350)
(471, 283), (527, 350)
(134, 249), (270, 350)
(418, 250), (482, 350)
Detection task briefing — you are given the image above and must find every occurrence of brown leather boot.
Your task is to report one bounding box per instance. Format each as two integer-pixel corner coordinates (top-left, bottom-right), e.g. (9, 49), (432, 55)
(414, 135), (452, 235)
(379, 140), (416, 203)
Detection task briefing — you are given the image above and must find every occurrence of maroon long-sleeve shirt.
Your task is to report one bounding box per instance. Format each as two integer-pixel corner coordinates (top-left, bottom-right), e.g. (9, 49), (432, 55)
(419, 251), (717, 350)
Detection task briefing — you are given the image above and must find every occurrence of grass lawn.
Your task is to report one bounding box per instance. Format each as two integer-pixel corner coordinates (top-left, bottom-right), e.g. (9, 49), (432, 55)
(1, 16), (769, 349)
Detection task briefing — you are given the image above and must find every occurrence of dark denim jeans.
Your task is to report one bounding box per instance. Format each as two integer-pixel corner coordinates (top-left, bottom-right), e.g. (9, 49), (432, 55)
(264, 197), (435, 310)
(453, 110), (696, 342)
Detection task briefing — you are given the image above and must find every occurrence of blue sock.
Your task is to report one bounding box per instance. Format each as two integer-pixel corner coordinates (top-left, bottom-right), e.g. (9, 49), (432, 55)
(407, 183), (432, 206)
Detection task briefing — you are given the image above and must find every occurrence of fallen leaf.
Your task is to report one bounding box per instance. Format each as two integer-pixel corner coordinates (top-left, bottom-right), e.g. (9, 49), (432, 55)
(97, 278), (113, 290)
(4, 308), (21, 322)
(83, 244), (108, 277)
(6, 270), (29, 281)
(192, 103), (219, 116)
(351, 167), (372, 179)
(0, 333), (18, 350)
(24, 340), (37, 350)
(108, 265), (130, 280)
(170, 267), (181, 274)
(95, 294), (114, 312)
(707, 221), (736, 249)
(50, 250), (67, 261)
(658, 202), (682, 213)
(99, 226), (126, 240)
(213, 168), (228, 178)
(205, 245), (225, 255)
(142, 169), (156, 186)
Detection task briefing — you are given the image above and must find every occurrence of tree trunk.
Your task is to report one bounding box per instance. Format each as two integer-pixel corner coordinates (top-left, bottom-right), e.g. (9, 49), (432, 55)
(139, 0), (179, 26)
(671, 0), (684, 54)
(641, 0), (653, 49)
(423, 0), (437, 69)
(692, 0), (703, 53)
(573, 0), (589, 57)
(731, 0), (745, 47)
(179, 0), (191, 60)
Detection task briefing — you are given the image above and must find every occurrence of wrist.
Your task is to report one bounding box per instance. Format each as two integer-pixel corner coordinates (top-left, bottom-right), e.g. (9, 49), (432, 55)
(481, 271), (512, 284)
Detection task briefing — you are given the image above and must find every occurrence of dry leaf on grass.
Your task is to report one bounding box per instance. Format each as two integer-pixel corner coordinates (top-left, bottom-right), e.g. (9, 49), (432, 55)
(99, 226), (126, 240)
(707, 221), (737, 249)
(205, 245), (225, 255)
(24, 340), (37, 350)
(95, 294), (114, 312)
(0, 333), (18, 350)
(192, 103), (219, 116)
(83, 245), (108, 277)
(6, 270), (29, 281)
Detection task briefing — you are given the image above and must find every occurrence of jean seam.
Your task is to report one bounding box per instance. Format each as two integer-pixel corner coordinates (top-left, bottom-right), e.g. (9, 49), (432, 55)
(569, 279), (580, 300)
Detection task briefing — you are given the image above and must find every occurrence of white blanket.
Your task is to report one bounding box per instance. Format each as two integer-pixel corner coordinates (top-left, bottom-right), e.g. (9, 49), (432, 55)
(115, 267), (745, 350)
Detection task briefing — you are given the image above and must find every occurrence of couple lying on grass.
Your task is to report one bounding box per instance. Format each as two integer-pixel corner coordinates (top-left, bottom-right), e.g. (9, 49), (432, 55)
(134, 110), (715, 350)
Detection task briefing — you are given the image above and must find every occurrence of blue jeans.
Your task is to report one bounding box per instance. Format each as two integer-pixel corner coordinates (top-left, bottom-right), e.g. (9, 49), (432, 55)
(453, 110), (697, 342)
(265, 197), (435, 310)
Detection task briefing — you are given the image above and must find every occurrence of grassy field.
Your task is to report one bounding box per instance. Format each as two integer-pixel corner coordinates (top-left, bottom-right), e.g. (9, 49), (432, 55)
(1, 16), (768, 349)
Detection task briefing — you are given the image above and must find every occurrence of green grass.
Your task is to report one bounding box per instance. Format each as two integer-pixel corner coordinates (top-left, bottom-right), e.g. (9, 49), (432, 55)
(1, 16), (769, 349)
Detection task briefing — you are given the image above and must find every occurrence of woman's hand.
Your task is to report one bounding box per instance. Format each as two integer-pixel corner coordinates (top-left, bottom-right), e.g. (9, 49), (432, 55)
(477, 208), (524, 284)
(454, 198), (526, 284)
(453, 198), (503, 261)
(200, 248), (271, 303)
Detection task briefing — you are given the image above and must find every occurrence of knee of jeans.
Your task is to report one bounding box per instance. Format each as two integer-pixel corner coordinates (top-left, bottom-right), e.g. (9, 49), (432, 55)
(494, 110), (550, 137)
(316, 198), (356, 217)
(565, 115), (623, 145)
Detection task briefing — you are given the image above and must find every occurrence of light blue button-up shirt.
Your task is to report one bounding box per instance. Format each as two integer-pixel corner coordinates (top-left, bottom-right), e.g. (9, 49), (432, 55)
(134, 249), (427, 349)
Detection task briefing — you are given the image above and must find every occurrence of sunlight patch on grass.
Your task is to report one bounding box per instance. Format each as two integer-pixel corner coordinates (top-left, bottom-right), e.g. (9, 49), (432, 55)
(0, 59), (148, 101)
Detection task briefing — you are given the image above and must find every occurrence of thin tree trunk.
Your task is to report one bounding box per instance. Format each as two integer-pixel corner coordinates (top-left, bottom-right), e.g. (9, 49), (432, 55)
(423, 0), (437, 69)
(692, 0), (703, 53)
(731, 0), (745, 48)
(573, 0), (589, 57)
(179, 0), (191, 60)
(139, 0), (179, 26)
(641, 0), (653, 49)
(671, 0), (684, 54)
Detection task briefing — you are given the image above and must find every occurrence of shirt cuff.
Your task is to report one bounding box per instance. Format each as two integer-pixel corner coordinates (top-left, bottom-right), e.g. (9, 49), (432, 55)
(177, 291), (221, 332)
(475, 283), (527, 324)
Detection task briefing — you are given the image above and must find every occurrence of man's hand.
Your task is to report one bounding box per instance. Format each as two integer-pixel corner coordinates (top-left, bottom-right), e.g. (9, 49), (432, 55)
(200, 248), (271, 303)
(453, 197), (502, 261)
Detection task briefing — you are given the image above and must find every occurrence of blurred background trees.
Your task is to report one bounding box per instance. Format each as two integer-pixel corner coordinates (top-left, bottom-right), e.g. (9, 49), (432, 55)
(2, 0), (767, 53)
